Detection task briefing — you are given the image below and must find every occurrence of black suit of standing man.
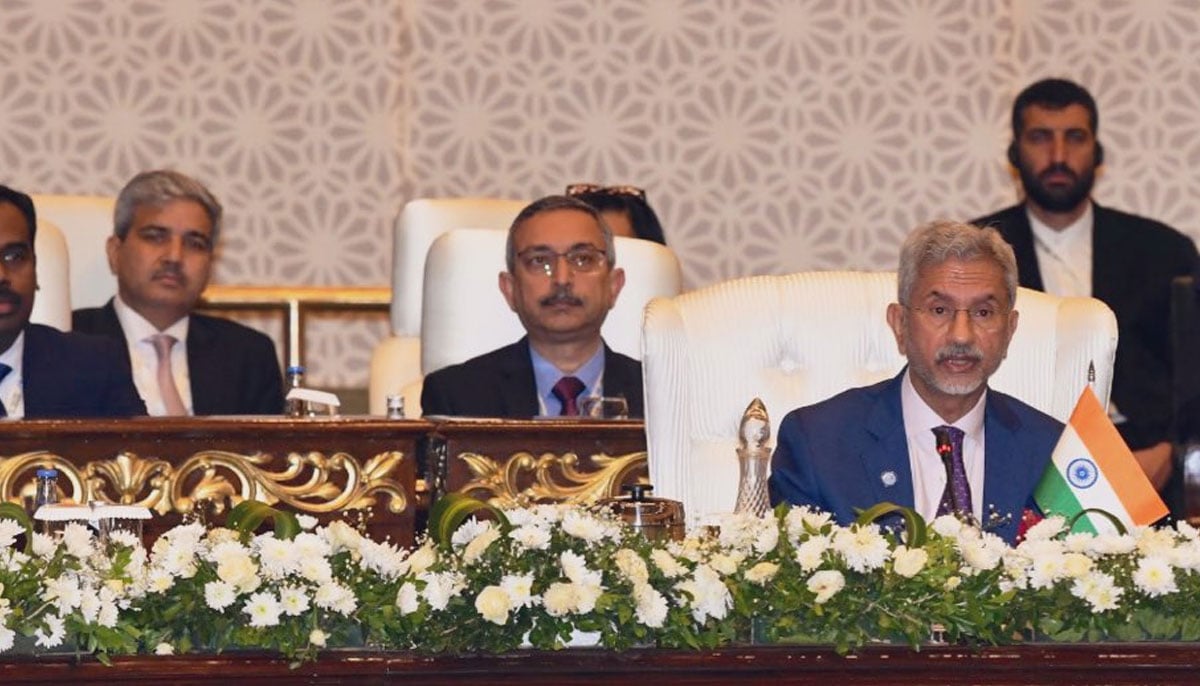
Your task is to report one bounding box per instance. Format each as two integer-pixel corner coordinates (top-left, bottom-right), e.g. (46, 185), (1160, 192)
(974, 78), (1199, 495)
(71, 170), (283, 416)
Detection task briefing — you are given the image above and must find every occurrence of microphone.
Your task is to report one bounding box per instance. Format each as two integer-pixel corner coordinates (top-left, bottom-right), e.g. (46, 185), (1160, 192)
(933, 426), (960, 515)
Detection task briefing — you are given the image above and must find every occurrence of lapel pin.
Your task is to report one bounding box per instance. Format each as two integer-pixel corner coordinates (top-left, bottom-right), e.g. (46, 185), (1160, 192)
(881, 470), (897, 487)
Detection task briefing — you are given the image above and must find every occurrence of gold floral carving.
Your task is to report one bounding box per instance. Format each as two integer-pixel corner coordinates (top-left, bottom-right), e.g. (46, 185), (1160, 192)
(456, 450), (647, 507)
(0, 449), (408, 516)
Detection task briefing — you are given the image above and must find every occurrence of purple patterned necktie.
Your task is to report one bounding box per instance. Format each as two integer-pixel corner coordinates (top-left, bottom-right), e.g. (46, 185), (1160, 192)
(551, 376), (585, 416)
(933, 425), (971, 517)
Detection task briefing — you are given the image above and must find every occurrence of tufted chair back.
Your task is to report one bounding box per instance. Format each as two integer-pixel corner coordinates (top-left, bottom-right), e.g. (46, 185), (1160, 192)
(368, 197), (527, 415)
(643, 270), (1119, 522)
(29, 219), (72, 331)
(30, 194), (117, 311)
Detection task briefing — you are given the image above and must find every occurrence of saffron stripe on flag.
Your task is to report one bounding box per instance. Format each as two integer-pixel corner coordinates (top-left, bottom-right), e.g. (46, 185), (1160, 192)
(1070, 388), (1168, 525)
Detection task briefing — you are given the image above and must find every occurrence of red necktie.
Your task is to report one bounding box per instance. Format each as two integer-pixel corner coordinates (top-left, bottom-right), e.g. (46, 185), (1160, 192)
(551, 376), (585, 416)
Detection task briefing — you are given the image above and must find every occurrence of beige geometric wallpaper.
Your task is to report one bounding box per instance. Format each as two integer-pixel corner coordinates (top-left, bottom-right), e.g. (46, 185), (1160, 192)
(2, 0), (1198, 387)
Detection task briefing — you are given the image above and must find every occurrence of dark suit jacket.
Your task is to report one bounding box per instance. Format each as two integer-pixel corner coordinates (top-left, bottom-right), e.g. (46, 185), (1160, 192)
(73, 300), (284, 415)
(22, 323), (147, 418)
(420, 337), (644, 419)
(974, 203), (1199, 449)
(767, 372), (1062, 544)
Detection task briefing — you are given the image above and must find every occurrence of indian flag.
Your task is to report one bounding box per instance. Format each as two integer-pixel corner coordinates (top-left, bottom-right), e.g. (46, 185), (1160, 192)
(1033, 386), (1168, 535)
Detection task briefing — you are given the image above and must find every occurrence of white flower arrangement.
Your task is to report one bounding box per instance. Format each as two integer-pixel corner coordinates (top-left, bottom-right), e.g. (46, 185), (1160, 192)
(5, 502), (1200, 662)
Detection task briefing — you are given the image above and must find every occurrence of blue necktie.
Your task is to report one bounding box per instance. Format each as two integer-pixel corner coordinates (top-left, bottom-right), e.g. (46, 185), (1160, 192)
(0, 363), (10, 418)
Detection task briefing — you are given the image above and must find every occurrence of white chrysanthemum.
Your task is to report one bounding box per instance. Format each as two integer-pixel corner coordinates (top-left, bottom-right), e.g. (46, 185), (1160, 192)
(651, 548), (687, 578)
(957, 531), (1004, 573)
(296, 514), (318, 531)
(1135, 527), (1179, 557)
(292, 532), (331, 560)
(754, 520), (780, 555)
(407, 543), (438, 575)
(929, 514), (964, 538)
(560, 551), (591, 585)
(633, 582), (668, 628)
(891, 546), (928, 578)
(1063, 532), (1095, 554)
(1062, 552), (1094, 579)
(420, 571), (465, 611)
(1071, 571), (1123, 612)
(451, 518), (494, 548)
(97, 600), (119, 628)
(708, 551), (745, 577)
(1133, 556), (1178, 597)
(79, 588), (101, 624)
(1091, 532), (1137, 556)
(279, 585), (311, 616)
(0, 519), (24, 548)
(500, 573), (536, 609)
(216, 554), (260, 593)
(147, 569), (176, 594)
(462, 528), (501, 565)
(0, 624), (13, 652)
(715, 512), (765, 551)
(60, 523), (95, 559)
(31, 533), (56, 559)
(475, 585), (511, 625)
(109, 529), (141, 550)
(744, 561), (780, 585)
(314, 581), (357, 615)
(1175, 520), (1200, 541)
(542, 582), (579, 617)
(396, 582), (420, 615)
(807, 569), (845, 604)
(256, 537), (298, 579)
(244, 591), (282, 628)
(510, 525), (552, 551)
(1168, 540), (1200, 571)
(359, 538), (408, 579)
(1027, 552), (1066, 590)
(42, 575), (83, 615)
(561, 510), (611, 543)
(675, 564), (731, 623)
(158, 543), (198, 579)
(204, 581), (238, 611)
(154, 641), (174, 655)
(784, 506), (832, 541)
(35, 614), (65, 648)
(832, 526), (890, 572)
(299, 555), (333, 585)
(944, 576), (962, 590)
(1022, 515), (1067, 541)
(794, 535), (830, 572)
(614, 548), (649, 585)
(309, 628), (327, 647)
(323, 520), (363, 553)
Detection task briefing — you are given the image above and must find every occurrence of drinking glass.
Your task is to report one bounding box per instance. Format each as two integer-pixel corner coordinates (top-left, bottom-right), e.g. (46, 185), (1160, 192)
(580, 396), (630, 420)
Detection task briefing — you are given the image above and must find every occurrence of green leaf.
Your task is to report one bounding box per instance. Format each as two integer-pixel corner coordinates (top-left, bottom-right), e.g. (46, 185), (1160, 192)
(427, 492), (509, 547)
(0, 501), (34, 552)
(1067, 508), (1127, 536)
(225, 501), (300, 541)
(853, 502), (927, 548)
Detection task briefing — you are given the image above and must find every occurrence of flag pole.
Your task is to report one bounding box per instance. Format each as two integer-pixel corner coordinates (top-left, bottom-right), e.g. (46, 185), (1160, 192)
(1087, 360), (1095, 390)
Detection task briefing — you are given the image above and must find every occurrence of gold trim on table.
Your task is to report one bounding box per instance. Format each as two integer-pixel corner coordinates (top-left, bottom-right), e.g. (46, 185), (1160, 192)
(455, 450), (647, 507)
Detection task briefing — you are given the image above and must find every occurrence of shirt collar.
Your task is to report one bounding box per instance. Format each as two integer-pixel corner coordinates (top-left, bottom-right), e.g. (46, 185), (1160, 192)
(113, 294), (190, 343)
(0, 329), (24, 375)
(530, 342), (606, 415)
(1027, 200), (1093, 253)
(900, 367), (987, 437)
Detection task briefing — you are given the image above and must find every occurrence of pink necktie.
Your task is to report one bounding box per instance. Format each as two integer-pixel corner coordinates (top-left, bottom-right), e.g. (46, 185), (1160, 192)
(551, 376), (585, 416)
(149, 334), (188, 416)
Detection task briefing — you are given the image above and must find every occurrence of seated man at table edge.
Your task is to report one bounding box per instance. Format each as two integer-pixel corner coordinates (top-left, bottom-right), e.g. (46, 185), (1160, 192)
(972, 78), (1198, 497)
(71, 170), (284, 416)
(768, 220), (1062, 544)
(421, 194), (643, 418)
(0, 184), (146, 418)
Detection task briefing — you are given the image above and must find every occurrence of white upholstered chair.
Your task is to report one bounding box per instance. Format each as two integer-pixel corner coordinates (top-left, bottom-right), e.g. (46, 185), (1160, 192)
(30, 194), (117, 311)
(29, 219), (71, 331)
(643, 270), (1119, 522)
(368, 198), (527, 415)
(397, 227), (684, 415)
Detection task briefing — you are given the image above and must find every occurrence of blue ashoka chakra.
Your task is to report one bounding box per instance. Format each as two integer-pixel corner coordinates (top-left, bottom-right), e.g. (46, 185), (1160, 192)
(1067, 458), (1099, 489)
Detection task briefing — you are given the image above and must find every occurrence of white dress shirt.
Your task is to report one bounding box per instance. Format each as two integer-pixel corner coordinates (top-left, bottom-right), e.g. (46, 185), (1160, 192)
(112, 296), (195, 416)
(901, 369), (987, 523)
(1028, 202), (1093, 298)
(0, 331), (26, 418)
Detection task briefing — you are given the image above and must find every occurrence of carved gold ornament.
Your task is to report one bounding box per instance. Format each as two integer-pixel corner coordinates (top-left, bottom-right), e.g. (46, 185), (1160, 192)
(0, 449), (408, 516)
(456, 450), (647, 507)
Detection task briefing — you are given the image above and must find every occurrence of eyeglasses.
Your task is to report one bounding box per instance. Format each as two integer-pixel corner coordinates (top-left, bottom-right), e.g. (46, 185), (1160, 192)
(565, 183), (647, 201)
(904, 304), (1010, 331)
(516, 246), (609, 277)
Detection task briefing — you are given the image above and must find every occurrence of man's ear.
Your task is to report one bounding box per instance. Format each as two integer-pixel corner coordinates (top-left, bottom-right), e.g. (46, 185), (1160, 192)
(606, 267), (625, 309)
(886, 303), (908, 356)
(498, 271), (518, 312)
(105, 235), (121, 275)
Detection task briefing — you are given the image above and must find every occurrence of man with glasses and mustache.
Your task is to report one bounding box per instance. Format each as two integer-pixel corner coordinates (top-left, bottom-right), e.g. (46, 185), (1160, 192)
(0, 184), (144, 417)
(421, 195), (643, 418)
(72, 170), (283, 416)
(769, 220), (1061, 544)
(974, 78), (1199, 497)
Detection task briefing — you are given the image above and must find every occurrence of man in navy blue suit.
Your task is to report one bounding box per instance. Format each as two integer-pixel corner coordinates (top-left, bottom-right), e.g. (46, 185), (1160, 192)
(768, 220), (1062, 544)
(0, 184), (145, 418)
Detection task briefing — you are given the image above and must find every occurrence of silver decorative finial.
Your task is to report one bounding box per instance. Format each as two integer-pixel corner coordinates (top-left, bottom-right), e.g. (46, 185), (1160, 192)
(738, 397), (771, 452)
(1087, 361), (1095, 387)
(734, 398), (773, 517)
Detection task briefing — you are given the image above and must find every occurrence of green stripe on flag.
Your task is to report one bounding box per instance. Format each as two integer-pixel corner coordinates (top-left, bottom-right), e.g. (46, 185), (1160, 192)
(1034, 465), (1097, 535)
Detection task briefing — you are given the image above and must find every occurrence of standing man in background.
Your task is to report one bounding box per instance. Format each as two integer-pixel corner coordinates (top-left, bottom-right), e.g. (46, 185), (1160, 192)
(974, 78), (1199, 495)
(72, 170), (283, 415)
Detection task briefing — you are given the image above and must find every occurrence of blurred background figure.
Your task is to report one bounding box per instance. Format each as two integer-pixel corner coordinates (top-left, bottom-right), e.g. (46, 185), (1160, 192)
(566, 183), (666, 245)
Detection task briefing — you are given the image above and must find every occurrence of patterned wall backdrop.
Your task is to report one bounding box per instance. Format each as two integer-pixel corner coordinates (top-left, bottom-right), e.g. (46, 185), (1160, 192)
(2, 0), (1198, 387)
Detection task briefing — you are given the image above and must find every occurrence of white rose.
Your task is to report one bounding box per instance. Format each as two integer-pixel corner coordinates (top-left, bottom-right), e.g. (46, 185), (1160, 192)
(806, 569), (845, 604)
(744, 561), (780, 585)
(407, 544), (438, 575)
(463, 528), (501, 565)
(891, 546), (928, 578)
(615, 548), (649, 585)
(396, 582), (420, 615)
(475, 585), (511, 625)
(309, 628), (328, 647)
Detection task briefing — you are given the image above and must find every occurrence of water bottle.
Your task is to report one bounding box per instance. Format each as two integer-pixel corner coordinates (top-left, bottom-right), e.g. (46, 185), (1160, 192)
(34, 468), (59, 535)
(285, 365), (306, 417)
(386, 394), (406, 419)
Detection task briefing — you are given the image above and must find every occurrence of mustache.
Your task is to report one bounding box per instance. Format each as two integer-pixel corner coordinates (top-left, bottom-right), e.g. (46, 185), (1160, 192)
(153, 264), (186, 284)
(1038, 163), (1077, 180)
(539, 286), (583, 307)
(0, 288), (21, 308)
(935, 343), (983, 364)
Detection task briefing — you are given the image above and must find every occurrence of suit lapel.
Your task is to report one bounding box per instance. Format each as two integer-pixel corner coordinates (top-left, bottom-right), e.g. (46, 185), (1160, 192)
(186, 317), (218, 414)
(860, 375), (915, 509)
(1003, 208), (1044, 291)
(1090, 203), (1123, 305)
(497, 338), (539, 417)
(980, 392), (1032, 541)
